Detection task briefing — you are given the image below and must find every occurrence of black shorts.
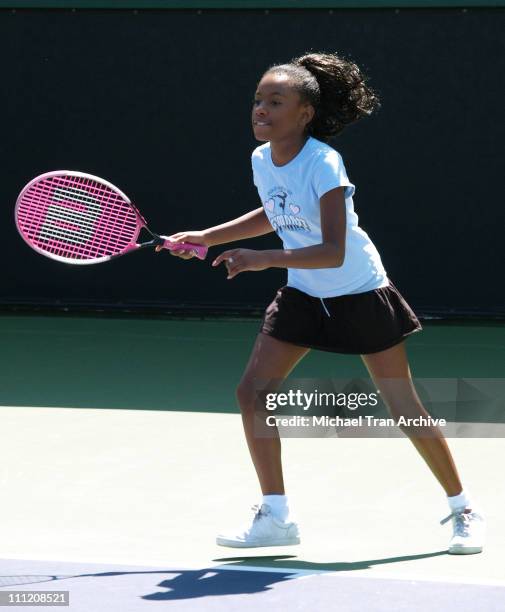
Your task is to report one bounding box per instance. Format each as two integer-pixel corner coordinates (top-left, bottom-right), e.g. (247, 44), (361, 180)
(260, 280), (422, 355)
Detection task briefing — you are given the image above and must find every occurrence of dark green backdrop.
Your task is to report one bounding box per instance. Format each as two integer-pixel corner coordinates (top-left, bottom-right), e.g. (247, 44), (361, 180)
(1, 7), (504, 317)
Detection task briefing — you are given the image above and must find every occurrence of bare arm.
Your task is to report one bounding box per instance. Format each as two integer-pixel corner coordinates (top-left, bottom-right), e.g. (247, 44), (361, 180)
(265, 187), (346, 268)
(163, 207), (274, 257)
(213, 187), (347, 277)
(203, 207), (274, 247)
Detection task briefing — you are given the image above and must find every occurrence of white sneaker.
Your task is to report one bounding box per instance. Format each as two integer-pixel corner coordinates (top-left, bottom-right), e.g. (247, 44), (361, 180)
(440, 507), (485, 554)
(216, 504), (300, 548)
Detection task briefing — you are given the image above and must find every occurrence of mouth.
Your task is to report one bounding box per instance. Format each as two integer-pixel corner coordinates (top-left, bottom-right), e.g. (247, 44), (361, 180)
(253, 121), (271, 127)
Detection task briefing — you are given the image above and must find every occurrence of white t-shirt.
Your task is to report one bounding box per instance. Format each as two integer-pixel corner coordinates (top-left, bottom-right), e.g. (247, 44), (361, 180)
(251, 136), (389, 298)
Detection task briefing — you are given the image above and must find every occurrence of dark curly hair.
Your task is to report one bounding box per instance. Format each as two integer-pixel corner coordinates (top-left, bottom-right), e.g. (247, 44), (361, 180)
(263, 51), (380, 143)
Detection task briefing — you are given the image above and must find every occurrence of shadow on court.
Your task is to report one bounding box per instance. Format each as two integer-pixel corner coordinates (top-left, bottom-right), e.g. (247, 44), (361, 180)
(1, 551), (448, 600)
(143, 550), (449, 599)
(213, 550), (449, 574)
(2, 551), (504, 612)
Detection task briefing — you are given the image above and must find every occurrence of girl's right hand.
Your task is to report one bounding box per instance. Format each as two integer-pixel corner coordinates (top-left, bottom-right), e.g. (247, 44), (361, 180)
(156, 231), (209, 259)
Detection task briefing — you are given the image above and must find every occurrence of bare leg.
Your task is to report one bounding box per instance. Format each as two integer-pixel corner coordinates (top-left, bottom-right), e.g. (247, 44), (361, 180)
(361, 341), (463, 497)
(237, 334), (310, 495)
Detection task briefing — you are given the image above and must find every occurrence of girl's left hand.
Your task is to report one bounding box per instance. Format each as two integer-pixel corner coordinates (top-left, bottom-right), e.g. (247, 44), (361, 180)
(212, 249), (270, 279)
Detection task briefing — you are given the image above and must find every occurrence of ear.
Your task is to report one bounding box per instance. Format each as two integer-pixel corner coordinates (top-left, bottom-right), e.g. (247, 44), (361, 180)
(301, 103), (315, 128)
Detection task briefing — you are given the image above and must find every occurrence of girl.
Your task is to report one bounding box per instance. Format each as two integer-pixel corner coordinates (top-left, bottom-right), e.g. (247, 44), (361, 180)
(165, 52), (484, 554)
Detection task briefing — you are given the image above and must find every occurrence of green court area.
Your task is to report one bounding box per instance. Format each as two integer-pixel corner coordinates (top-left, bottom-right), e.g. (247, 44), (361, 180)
(0, 314), (503, 412)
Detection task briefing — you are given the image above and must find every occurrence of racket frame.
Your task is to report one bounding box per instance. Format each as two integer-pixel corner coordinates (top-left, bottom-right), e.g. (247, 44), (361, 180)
(15, 170), (178, 265)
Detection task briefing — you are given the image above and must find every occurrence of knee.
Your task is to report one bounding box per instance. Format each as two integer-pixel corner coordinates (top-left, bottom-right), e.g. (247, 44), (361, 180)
(236, 378), (257, 414)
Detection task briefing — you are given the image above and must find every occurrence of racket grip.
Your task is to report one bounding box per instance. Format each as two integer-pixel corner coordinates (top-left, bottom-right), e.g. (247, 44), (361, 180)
(162, 240), (208, 260)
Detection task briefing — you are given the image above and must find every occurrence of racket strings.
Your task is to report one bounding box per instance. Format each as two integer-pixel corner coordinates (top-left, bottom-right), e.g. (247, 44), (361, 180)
(18, 179), (124, 239)
(16, 175), (139, 261)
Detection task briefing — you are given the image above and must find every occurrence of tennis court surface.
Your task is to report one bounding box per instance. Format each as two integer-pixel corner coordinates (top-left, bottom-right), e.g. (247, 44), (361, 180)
(0, 314), (504, 610)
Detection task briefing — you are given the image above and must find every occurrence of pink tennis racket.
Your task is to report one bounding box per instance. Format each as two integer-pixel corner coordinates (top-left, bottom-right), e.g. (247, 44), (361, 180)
(15, 170), (208, 265)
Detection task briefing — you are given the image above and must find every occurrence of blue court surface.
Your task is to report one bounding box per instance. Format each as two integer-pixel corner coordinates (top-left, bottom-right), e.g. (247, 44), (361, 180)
(1, 557), (505, 611)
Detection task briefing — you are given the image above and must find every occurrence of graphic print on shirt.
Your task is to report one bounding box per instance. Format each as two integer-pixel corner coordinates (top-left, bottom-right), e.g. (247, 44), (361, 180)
(263, 187), (311, 234)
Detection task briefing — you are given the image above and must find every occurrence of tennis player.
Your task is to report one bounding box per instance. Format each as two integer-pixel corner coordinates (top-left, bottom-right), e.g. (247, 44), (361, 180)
(166, 52), (485, 554)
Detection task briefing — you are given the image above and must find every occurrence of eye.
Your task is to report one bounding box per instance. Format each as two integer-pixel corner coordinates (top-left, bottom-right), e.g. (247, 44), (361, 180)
(252, 99), (281, 106)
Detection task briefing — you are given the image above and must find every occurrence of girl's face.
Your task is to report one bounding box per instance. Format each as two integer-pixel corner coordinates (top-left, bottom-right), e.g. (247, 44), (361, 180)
(252, 73), (314, 143)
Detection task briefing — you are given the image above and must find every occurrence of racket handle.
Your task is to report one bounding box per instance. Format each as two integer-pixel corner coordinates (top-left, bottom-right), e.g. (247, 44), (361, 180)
(162, 240), (208, 260)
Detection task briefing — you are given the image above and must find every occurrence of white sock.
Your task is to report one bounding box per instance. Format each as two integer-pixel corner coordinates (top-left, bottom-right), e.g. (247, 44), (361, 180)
(448, 488), (472, 513)
(262, 494), (289, 522)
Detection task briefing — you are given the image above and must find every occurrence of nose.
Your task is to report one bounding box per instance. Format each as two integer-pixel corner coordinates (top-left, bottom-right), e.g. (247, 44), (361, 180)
(253, 100), (268, 115)
(254, 110), (268, 123)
